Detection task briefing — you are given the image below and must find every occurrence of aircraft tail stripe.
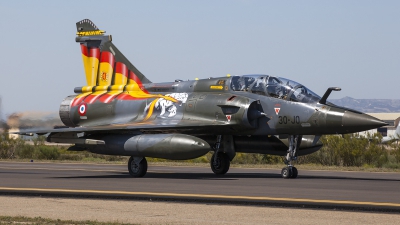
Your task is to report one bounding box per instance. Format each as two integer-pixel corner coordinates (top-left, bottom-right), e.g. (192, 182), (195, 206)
(100, 51), (115, 63)
(98, 94), (118, 103)
(88, 48), (100, 86)
(115, 62), (128, 77)
(97, 52), (115, 86)
(80, 44), (100, 87)
(129, 71), (149, 94)
(129, 71), (143, 85)
(84, 93), (107, 104)
(80, 44), (88, 57)
(89, 47), (100, 59)
(80, 44), (100, 59)
(71, 93), (92, 107)
(113, 62), (128, 87)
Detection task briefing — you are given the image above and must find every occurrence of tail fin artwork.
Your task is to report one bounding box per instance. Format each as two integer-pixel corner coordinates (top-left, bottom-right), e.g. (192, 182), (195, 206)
(71, 19), (178, 121)
(72, 19), (154, 106)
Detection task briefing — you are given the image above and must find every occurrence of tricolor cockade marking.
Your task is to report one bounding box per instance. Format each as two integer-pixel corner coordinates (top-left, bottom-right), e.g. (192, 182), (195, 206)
(274, 108), (280, 115)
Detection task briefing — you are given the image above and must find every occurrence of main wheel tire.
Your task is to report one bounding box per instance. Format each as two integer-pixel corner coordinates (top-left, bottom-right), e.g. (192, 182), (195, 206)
(291, 167), (298, 178)
(128, 156), (148, 177)
(281, 167), (291, 179)
(210, 153), (230, 175)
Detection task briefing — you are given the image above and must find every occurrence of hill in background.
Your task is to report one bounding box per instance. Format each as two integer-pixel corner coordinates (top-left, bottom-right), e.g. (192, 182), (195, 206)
(330, 97), (400, 113)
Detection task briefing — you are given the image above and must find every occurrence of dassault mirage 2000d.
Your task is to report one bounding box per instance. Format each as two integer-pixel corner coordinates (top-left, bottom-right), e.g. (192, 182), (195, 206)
(16, 19), (387, 179)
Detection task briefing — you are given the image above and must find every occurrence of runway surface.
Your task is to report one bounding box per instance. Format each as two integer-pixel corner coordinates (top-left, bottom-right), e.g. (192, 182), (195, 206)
(0, 161), (399, 211)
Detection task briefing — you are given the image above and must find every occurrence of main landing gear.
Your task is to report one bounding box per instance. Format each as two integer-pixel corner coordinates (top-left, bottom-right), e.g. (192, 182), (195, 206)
(211, 152), (230, 175)
(281, 135), (302, 179)
(210, 135), (231, 175)
(128, 156), (148, 177)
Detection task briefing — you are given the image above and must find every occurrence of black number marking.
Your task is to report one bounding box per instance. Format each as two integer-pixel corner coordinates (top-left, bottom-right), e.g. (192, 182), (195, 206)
(279, 116), (300, 124)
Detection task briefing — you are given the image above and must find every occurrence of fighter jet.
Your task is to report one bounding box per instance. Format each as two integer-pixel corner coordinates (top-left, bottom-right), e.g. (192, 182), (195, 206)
(16, 19), (387, 179)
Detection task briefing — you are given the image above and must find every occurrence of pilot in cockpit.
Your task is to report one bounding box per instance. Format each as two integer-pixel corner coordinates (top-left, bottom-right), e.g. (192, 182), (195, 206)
(249, 77), (265, 95)
(236, 76), (246, 91)
(272, 80), (289, 100)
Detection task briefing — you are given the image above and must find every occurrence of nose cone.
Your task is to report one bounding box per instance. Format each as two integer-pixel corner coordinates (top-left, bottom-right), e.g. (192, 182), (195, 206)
(342, 111), (387, 132)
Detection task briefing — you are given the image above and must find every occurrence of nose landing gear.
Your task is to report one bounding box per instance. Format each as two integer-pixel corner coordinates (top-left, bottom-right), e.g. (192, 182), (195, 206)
(282, 135), (301, 179)
(281, 166), (298, 179)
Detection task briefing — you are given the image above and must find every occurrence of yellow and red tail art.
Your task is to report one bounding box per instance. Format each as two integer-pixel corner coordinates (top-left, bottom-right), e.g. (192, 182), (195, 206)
(73, 28), (178, 121)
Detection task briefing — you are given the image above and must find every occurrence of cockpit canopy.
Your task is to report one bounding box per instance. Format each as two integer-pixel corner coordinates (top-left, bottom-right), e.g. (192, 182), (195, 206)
(230, 75), (321, 104)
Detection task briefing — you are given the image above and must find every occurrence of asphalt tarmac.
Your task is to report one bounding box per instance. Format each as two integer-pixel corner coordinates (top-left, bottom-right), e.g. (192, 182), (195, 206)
(0, 161), (399, 211)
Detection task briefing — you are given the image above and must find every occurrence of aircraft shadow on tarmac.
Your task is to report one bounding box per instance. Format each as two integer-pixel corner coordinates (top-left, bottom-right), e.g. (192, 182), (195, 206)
(51, 172), (400, 182)
(52, 172), (278, 180)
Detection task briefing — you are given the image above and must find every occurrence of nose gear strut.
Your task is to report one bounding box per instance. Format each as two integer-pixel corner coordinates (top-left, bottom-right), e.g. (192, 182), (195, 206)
(281, 135), (302, 179)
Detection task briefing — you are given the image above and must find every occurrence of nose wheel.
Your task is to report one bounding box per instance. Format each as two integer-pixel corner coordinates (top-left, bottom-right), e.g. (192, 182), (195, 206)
(282, 135), (301, 179)
(281, 166), (298, 179)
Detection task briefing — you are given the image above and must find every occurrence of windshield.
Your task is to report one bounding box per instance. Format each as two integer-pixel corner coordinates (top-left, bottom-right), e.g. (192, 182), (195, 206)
(230, 75), (321, 103)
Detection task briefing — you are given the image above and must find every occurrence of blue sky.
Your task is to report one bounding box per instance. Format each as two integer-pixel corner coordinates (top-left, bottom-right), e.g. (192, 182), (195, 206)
(0, 1), (399, 118)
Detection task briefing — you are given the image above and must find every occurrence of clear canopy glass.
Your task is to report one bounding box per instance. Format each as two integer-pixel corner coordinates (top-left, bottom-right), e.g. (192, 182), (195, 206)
(230, 75), (321, 103)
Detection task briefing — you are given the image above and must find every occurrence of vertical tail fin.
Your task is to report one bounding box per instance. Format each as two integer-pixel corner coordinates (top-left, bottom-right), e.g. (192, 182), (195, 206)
(73, 19), (152, 105)
(76, 19), (151, 88)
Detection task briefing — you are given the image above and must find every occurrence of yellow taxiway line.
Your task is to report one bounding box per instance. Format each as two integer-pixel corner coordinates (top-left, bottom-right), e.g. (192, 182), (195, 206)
(0, 187), (399, 208)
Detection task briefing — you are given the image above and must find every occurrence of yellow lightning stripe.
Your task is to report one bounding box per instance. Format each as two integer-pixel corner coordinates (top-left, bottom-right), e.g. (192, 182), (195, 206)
(123, 78), (180, 121)
(143, 98), (159, 121)
(142, 95), (179, 121)
(0, 187), (399, 208)
(76, 30), (105, 36)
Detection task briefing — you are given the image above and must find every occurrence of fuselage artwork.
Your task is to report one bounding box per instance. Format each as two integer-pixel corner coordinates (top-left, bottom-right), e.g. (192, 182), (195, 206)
(17, 19), (387, 179)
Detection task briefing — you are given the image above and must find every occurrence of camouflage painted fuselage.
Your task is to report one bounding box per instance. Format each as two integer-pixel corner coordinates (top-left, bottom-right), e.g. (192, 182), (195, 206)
(61, 75), (383, 137)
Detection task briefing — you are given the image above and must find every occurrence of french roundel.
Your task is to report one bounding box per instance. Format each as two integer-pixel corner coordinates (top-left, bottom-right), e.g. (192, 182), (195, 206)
(78, 103), (87, 116)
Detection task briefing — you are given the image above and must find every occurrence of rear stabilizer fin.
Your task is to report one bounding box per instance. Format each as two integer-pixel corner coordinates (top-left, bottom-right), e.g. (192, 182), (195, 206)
(75, 19), (151, 97)
(73, 20), (182, 107)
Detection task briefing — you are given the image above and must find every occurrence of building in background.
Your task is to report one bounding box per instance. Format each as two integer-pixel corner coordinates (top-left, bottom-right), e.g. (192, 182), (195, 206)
(358, 113), (400, 139)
